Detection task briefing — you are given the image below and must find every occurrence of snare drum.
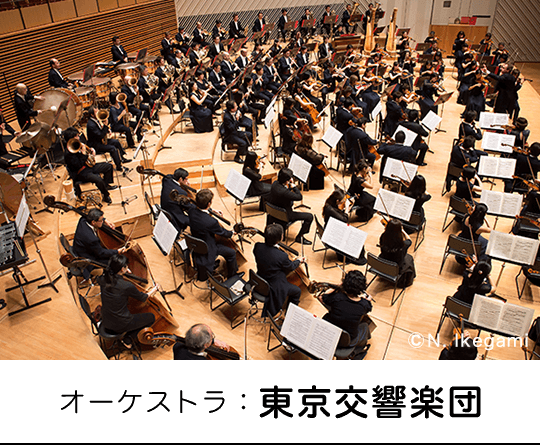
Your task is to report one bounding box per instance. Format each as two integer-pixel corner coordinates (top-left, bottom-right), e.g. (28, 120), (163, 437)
(116, 62), (140, 80)
(75, 86), (95, 108)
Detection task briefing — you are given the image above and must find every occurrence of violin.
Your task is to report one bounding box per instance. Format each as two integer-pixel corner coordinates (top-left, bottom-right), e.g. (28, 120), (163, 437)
(169, 189), (231, 226)
(255, 154), (266, 170)
(390, 174), (411, 188)
(307, 281), (341, 295)
(461, 249), (477, 268)
(516, 215), (540, 229)
(502, 144), (530, 156)
(464, 200), (475, 215)
(137, 166), (198, 200)
(512, 175), (540, 191)
(232, 223), (299, 255)
(137, 328), (241, 360)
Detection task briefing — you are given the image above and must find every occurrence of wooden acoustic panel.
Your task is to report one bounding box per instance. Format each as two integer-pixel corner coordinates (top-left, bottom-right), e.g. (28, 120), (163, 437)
(430, 24), (488, 55)
(0, 9), (25, 34)
(73, 0), (99, 16)
(97, 0), (119, 12)
(20, 4), (52, 29)
(0, 0), (175, 123)
(49, 0), (77, 22)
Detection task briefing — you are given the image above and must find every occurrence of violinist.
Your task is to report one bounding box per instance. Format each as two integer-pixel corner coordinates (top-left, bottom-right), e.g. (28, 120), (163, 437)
(457, 56), (477, 105)
(397, 31), (412, 52)
(386, 62), (404, 91)
(419, 60), (439, 79)
(418, 72), (440, 119)
(316, 270), (373, 352)
(173, 324), (230, 360)
(98, 254), (157, 339)
(267, 167), (313, 246)
(507, 117), (530, 149)
(459, 111), (482, 144)
(504, 142), (540, 193)
(450, 135), (484, 169)
(347, 78), (369, 115)
(72, 209), (128, 280)
(243, 152), (271, 209)
(295, 133), (325, 190)
(160, 168), (193, 232)
(300, 70), (323, 112)
(463, 71), (487, 119)
(424, 30), (438, 45)
(480, 33), (494, 57)
(253, 223), (305, 318)
(347, 159), (376, 222)
(188, 189), (239, 281)
(404, 175), (431, 223)
(382, 90), (405, 137)
(400, 53), (416, 89)
(458, 203), (492, 264)
(453, 260), (493, 305)
(335, 98), (359, 135)
(454, 166), (482, 202)
(379, 219), (416, 288)
(493, 42), (509, 66)
(360, 67), (382, 115)
(432, 51), (445, 77)
(452, 30), (467, 56)
(400, 109), (430, 166)
(424, 41), (440, 55)
(439, 331), (478, 360)
(377, 131), (416, 182)
(223, 100), (251, 164)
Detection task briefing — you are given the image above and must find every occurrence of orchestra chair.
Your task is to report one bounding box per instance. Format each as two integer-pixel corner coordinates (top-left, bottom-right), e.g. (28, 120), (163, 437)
(182, 233), (212, 290)
(312, 215), (340, 269)
(333, 331), (356, 360)
(270, 119), (288, 168)
(442, 163), (463, 196)
(335, 139), (349, 176)
(207, 272), (249, 329)
(267, 313), (298, 354)
(265, 202), (301, 244)
(525, 316), (540, 360)
(365, 252), (405, 306)
(435, 296), (472, 337)
(245, 269), (270, 326)
(219, 127), (240, 162)
(515, 259), (540, 299)
(510, 212), (540, 239)
(144, 191), (161, 226)
(59, 233), (99, 299)
(400, 211), (426, 251)
(439, 235), (482, 275)
(79, 293), (142, 360)
(442, 195), (469, 232)
(235, 194), (263, 219)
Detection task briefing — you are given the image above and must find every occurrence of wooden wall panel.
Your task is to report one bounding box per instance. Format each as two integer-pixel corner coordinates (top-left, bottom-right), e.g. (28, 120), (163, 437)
(49, 0), (77, 22)
(97, 0), (119, 12)
(74, 0), (99, 16)
(429, 24), (488, 55)
(0, 9), (25, 34)
(20, 4), (52, 28)
(0, 0), (176, 123)
(118, 0), (136, 6)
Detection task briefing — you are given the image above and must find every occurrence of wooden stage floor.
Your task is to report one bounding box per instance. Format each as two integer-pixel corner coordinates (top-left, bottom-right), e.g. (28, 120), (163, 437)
(1, 61), (540, 361)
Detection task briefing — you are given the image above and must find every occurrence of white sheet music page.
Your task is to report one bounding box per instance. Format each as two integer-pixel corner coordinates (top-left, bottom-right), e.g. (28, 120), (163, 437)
(321, 125), (343, 149)
(480, 190), (522, 217)
(371, 100), (383, 121)
(498, 303), (535, 337)
(420, 110), (442, 132)
(486, 231), (539, 265)
(153, 212), (178, 256)
(479, 112), (509, 130)
(382, 157), (418, 181)
(374, 188), (415, 221)
(478, 157), (516, 179)
(393, 125), (417, 147)
(15, 194), (30, 238)
(288, 153), (312, 183)
(469, 295), (504, 332)
(225, 168), (251, 202)
(481, 132), (514, 154)
(321, 217), (367, 259)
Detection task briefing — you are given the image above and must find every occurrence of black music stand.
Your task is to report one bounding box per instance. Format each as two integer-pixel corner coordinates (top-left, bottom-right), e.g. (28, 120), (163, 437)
(135, 48), (148, 63)
(283, 20), (297, 40)
(433, 91), (454, 133)
(417, 53), (434, 64)
(302, 18), (316, 37)
(396, 28), (410, 37)
(252, 31), (265, 42)
(373, 26), (386, 36)
(415, 43), (430, 53)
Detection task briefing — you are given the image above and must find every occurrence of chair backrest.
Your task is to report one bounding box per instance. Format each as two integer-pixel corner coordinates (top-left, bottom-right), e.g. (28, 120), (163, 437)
(444, 296), (472, 320)
(207, 274), (233, 301)
(336, 330), (351, 348)
(265, 202), (289, 223)
(249, 269), (270, 298)
(79, 294), (98, 334)
(447, 234), (481, 256)
(183, 233), (209, 255)
(447, 163), (463, 179)
(144, 192), (160, 221)
(449, 195), (469, 214)
(367, 252), (399, 277)
(268, 314), (288, 345)
(408, 211), (424, 226)
(314, 215), (325, 237)
(59, 233), (74, 255)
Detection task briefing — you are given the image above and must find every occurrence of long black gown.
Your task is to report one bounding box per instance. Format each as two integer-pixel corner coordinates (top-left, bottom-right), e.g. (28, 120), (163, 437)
(189, 92), (213, 133)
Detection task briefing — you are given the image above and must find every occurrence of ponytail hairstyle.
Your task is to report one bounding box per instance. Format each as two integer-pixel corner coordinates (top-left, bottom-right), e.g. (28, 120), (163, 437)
(104, 254), (128, 286)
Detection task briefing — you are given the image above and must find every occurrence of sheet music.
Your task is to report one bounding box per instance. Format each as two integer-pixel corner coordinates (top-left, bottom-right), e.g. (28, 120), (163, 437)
(15, 195), (30, 238)
(264, 102), (276, 129)
(374, 188), (415, 221)
(486, 231), (539, 265)
(371, 101), (383, 121)
(382, 158), (418, 182)
(321, 217), (367, 259)
(480, 190), (522, 217)
(153, 212), (178, 256)
(480, 132), (515, 154)
(289, 153), (311, 183)
(321, 125), (343, 149)
(470, 295), (535, 337)
(393, 125), (417, 147)
(280, 304), (342, 360)
(479, 112), (509, 130)
(420, 110), (442, 132)
(478, 156), (516, 179)
(225, 168), (251, 202)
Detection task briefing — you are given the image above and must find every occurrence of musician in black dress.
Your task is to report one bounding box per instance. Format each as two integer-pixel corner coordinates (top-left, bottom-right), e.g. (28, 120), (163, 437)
(453, 260), (493, 305)
(173, 324), (230, 360)
(188, 189), (238, 281)
(295, 133), (326, 190)
(98, 254), (156, 336)
(457, 203), (492, 264)
(400, 109), (430, 166)
(418, 73), (440, 119)
(243, 151), (271, 203)
(253, 223), (305, 317)
(379, 219), (416, 288)
(382, 90), (404, 137)
(160, 168), (193, 232)
(404, 174), (431, 223)
(459, 111), (483, 144)
(348, 160), (376, 222)
(188, 81), (213, 134)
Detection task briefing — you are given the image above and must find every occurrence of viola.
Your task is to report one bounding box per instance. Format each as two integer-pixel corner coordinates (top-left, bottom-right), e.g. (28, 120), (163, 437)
(137, 328), (241, 360)
(169, 189), (230, 226)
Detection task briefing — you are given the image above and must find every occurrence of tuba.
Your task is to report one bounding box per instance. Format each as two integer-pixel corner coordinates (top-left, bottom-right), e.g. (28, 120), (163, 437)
(125, 76), (142, 108)
(116, 92), (130, 126)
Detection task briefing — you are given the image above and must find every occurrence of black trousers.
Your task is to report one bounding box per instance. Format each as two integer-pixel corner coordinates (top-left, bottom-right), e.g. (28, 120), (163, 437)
(92, 139), (124, 170)
(76, 162), (114, 198)
(225, 132), (252, 157)
(111, 122), (135, 147)
(108, 312), (156, 335)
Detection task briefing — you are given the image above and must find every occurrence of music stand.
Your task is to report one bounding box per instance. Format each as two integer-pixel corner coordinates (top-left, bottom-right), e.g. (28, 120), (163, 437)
(415, 43), (430, 53)
(417, 53), (434, 64)
(252, 31), (265, 42)
(283, 20), (297, 39)
(230, 39), (244, 54)
(396, 28), (410, 37)
(324, 15), (338, 26)
(350, 13), (363, 23)
(135, 48), (148, 62)
(433, 91), (454, 133)
(373, 26), (386, 36)
(305, 42), (317, 53)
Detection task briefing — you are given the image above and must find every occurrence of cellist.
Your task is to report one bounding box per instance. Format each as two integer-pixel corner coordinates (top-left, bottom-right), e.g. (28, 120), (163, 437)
(160, 167), (193, 232)
(173, 324), (230, 360)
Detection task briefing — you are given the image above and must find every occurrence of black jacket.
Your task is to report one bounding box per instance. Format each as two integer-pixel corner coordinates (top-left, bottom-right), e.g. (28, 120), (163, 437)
(111, 45), (128, 62)
(86, 118), (109, 147)
(160, 175), (192, 231)
(267, 181), (303, 217)
(72, 217), (117, 262)
(48, 69), (69, 88)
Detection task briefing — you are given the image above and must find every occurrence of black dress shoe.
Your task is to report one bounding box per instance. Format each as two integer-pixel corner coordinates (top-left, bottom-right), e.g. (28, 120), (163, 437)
(103, 196), (112, 204)
(234, 157), (244, 164)
(294, 236), (312, 246)
(121, 157), (131, 163)
(106, 185), (118, 191)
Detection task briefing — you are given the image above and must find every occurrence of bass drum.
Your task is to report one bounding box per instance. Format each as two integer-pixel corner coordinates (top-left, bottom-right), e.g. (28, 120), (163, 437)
(0, 172), (23, 217)
(35, 88), (83, 130)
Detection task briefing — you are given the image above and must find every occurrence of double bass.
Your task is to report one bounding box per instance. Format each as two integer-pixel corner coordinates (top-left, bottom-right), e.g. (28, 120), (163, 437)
(44, 195), (178, 332)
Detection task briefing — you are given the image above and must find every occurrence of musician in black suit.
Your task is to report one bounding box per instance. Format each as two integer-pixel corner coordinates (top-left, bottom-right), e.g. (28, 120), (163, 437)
(222, 100), (251, 164)
(120, 78), (145, 124)
(320, 5), (333, 36)
(111, 36), (128, 63)
(235, 48), (250, 70)
(318, 36), (334, 59)
(377, 131), (417, 182)
(296, 46), (310, 68)
(188, 189), (239, 281)
(400, 109), (430, 166)
(109, 92), (137, 148)
(155, 57), (180, 114)
(208, 64), (227, 95)
(86, 106), (127, 172)
(229, 13), (245, 39)
(72, 209), (127, 279)
(267, 168), (313, 245)
(382, 91), (404, 137)
(278, 49), (294, 79)
(344, 117), (379, 168)
(263, 57), (280, 93)
(252, 12), (266, 44)
(161, 32), (175, 64)
(342, 3), (352, 34)
(63, 127), (115, 205)
(192, 22), (209, 47)
(207, 36), (225, 61)
(277, 9), (289, 41)
(212, 20), (226, 40)
(253, 223), (305, 317)
(175, 27), (190, 54)
(483, 63), (517, 115)
(14, 83), (41, 130)
(459, 111), (483, 146)
(47, 59), (69, 88)
(300, 9), (315, 37)
(173, 324), (230, 360)
(160, 168), (193, 232)
(335, 98), (359, 135)
(220, 52), (238, 84)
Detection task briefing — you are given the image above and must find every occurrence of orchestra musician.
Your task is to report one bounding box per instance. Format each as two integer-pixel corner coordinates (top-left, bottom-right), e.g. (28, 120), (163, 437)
(235, 47), (250, 70)
(175, 26), (191, 54)
(318, 35), (334, 60)
(220, 52), (239, 84)
(482, 63), (518, 115)
(189, 42), (204, 68)
(459, 111), (482, 144)
(252, 64), (273, 106)
(377, 131), (416, 182)
(457, 203), (492, 264)
(295, 132), (325, 190)
(212, 20), (227, 40)
(278, 48), (294, 80)
(262, 57), (281, 94)
(341, 3), (352, 34)
(301, 8), (315, 37)
(188, 80), (214, 134)
(439, 331), (478, 360)
(160, 167), (193, 232)
(252, 12), (266, 44)
(229, 13), (246, 39)
(120, 76), (148, 125)
(222, 100), (251, 164)
(108, 92), (138, 149)
(295, 45), (310, 69)
(188, 188), (239, 281)
(452, 260), (493, 306)
(47, 59), (69, 88)
(348, 159), (376, 223)
(320, 5), (333, 36)
(424, 41), (440, 55)
(194, 69), (218, 109)
(207, 36), (225, 61)
(397, 31), (412, 53)
(253, 223), (305, 318)
(344, 116), (379, 168)
(98, 254), (157, 339)
(450, 136), (483, 170)
(269, 39), (282, 58)
(336, 98), (360, 135)
(72, 209), (128, 279)
(493, 42), (509, 65)
(14, 83), (42, 130)
(267, 167), (313, 246)
(418, 72), (441, 119)
(277, 9), (289, 41)
(382, 90), (404, 137)
(379, 219), (416, 288)
(452, 166), (482, 202)
(111, 36), (128, 63)
(63, 126), (115, 205)
(452, 30), (467, 56)
(315, 270), (373, 353)
(192, 22), (209, 47)
(463, 70), (487, 116)
(0, 105), (18, 156)
(243, 151), (271, 207)
(173, 324), (230, 360)
(161, 31), (175, 64)
(208, 63), (227, 95)
(508, 117), (530, 149)
(138, 65), (160, 117)
(424, 30), (438, 45)
(504, 141), (540, 194)
(400, 109), (430, 166)
(404, 175), (431, 223)
(86, 106), (128, 172)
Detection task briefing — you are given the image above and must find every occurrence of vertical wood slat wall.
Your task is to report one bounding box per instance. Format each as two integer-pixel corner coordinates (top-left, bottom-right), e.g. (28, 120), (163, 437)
(0, 0), (177, 123)
(491, 0), (540, 63)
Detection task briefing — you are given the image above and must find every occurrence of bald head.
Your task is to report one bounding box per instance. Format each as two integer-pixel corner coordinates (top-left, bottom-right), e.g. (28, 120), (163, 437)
(185, 324), (213, 353)
(50, 58), (60, 69)
(15, 83), (27, 95)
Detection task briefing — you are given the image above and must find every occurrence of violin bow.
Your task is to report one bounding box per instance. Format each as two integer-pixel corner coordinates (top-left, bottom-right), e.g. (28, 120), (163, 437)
(122, 219), (139, 249)
(401, 160), (413, 183)
(300, 236), (310, 279)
